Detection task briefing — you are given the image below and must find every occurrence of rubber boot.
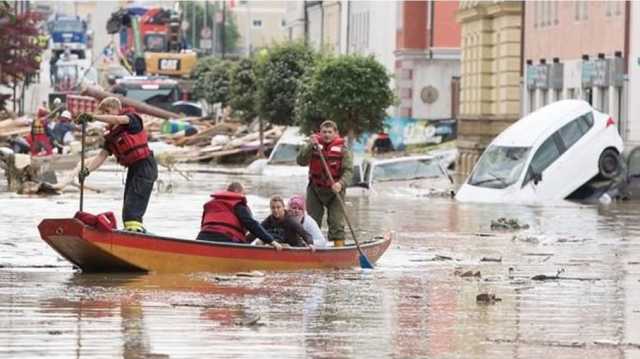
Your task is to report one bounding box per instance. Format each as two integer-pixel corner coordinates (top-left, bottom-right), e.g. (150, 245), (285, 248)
(333, 239), (345, 247)
(124, 220), (146, 233)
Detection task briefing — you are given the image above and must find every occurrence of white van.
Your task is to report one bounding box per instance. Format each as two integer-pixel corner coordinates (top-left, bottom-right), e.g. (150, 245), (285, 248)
(456, 100), (623, 203)
(246, 126), (309, 176)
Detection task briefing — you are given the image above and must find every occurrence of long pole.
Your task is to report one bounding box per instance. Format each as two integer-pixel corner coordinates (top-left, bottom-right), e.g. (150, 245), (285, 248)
(191, 1), (196, 49)
(314, 142), (373, 269)
(79, 120), (86, 212)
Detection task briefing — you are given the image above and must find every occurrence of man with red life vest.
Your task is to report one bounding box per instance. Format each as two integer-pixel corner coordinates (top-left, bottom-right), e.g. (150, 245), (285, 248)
(28, 107), (54, 156)
(296, 120), (353, 247)
(197, 182), (283, 251)
(77, 97), (158, 233)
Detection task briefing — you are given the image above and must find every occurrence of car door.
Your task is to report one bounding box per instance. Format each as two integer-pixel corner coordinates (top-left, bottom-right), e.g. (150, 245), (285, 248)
(521, 134), (564, 200)
(554, 113), (595, 196)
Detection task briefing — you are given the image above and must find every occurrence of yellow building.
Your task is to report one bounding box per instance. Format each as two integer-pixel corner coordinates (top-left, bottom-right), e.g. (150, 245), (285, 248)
(455, 1), (523, 176)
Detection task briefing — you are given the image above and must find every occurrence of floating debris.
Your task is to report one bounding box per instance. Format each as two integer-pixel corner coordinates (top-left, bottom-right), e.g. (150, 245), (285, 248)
(236, 271), (265, 278)
(480, 257), (502, 263)
(491, 217), (530, 231)
(476, 293), (502, 304)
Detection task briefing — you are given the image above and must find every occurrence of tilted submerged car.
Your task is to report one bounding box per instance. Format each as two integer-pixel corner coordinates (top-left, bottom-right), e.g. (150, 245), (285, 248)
(456, 100), (624, 203)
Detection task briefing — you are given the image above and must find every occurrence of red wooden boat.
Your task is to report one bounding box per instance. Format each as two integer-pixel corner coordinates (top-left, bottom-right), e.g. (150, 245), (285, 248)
(38, 218), (392, 273)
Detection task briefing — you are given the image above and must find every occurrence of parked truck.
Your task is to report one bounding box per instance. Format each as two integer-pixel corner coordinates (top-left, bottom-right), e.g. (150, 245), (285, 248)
(47, 14), (92, 61)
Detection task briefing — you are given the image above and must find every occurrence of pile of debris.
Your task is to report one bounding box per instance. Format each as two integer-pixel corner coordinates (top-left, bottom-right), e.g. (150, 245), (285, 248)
(0, 87), (286, 194)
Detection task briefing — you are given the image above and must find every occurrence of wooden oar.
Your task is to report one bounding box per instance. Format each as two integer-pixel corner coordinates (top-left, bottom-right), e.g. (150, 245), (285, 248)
(314, 141), (374, 269)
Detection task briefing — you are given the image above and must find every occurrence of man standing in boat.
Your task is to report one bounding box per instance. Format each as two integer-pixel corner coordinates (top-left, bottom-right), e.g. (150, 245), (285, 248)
(197, 182), (283, 251)
(77, 97), (158, 233)
(296, 120), (353, 247)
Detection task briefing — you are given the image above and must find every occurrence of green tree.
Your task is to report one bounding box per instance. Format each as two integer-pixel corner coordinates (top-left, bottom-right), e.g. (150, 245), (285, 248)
(229, 58), (257, 123)
(193, 59), (234, 107)
(295, 54), (394, 138)
(181, 1), (239, 54)
(255, 42), (317, 126)
(191, 55), (219, 80)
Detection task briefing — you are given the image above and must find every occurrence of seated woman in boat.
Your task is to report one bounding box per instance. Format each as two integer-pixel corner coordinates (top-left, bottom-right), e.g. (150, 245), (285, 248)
(250, 196), (313, 248)
(287, 194), (329, 248)
(198, 182), (282, 251)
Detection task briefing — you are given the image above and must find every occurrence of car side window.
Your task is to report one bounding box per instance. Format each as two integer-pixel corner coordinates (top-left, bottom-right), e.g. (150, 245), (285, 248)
(558, 112), (592, 150)
(525, 135), (561, 184)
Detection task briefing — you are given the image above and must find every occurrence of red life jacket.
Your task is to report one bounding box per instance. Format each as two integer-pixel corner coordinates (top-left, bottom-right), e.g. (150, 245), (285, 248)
(309, 134), (345, 188)
(104, 112), (151, 167)
(31, 117), (47, 135)
(201, 191), (248, 242)
(377, 132), (389, 140)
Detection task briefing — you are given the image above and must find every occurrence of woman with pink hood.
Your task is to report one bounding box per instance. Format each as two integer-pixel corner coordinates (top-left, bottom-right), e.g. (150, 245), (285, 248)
(288, 195), (328, 248)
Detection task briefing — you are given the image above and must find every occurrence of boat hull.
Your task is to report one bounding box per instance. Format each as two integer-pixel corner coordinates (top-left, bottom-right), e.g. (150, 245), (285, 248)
(38, 218), (392, 273)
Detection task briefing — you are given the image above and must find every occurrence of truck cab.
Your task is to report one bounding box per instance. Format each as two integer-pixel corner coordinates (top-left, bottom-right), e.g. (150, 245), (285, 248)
(48, 14), (90, 61)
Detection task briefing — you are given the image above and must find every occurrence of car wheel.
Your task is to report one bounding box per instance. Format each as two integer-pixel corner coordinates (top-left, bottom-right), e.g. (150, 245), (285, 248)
(599, 148), (621, 179)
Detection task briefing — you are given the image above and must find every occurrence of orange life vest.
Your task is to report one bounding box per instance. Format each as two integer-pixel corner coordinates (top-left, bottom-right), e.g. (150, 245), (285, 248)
(31, 117), (47, 135)
(104, 112), (152, 167)
(309, 134), (345, 188)
(201, 191), (248, 242)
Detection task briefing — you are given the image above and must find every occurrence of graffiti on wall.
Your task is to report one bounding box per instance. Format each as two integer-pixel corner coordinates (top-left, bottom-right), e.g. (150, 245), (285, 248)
(352, 117), (457, 153)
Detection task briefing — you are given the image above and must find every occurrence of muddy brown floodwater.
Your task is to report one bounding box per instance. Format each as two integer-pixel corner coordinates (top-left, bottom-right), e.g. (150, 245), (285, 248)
(1, 166), (640, 358)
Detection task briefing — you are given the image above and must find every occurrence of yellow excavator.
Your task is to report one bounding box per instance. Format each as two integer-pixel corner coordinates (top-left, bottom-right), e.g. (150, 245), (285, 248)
(106, 5), (196, 78)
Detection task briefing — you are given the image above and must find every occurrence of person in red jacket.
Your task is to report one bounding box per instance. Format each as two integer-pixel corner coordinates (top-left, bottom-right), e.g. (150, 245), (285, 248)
(28, 107), (54, 156)
(78, 97), (158, 233)
(198, 182), (283, 250)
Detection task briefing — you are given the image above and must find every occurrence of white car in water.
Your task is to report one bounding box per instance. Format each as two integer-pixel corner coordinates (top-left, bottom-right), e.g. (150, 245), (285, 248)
(456, 100), (624, 203)
(348, 153), (456, 198)
(246, 126), (309, 177)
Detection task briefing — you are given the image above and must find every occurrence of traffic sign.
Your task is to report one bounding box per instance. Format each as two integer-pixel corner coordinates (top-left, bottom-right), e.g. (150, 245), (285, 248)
(200, 39), (212, 49)
(200, 27), (212, 38)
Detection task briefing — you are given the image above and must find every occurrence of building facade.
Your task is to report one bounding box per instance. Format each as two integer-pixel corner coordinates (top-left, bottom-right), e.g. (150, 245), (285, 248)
(456, 1), (523, 176)
(231, 0), (288, 55)
(395, 1), (461, 120)
(523, 1), (628, 141)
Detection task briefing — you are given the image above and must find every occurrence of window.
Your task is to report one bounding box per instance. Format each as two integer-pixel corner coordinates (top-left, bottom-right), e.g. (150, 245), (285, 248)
(469, 146), (531, 188)
(558, 113), (592, 150)
(575, 1), (589, 21)
(252, 19), (262, 28)
(526, 135), (561, 183)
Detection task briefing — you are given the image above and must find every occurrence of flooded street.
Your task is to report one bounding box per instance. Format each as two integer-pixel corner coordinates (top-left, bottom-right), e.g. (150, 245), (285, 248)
(1, 167), (640, 358)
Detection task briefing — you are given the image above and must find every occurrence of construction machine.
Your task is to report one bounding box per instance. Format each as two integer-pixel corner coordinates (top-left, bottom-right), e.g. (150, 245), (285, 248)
(106, 5), (196, 78)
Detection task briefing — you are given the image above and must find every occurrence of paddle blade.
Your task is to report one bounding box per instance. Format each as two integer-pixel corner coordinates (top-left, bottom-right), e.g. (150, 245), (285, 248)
(359, 254), (374, 269)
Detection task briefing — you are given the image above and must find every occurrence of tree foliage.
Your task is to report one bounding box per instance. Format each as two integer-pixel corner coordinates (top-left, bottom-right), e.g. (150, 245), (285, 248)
(194, 59), (234, 107)
(229, 58), (257, 123)
(181, 1), (239, 54)
(295, 54), (394, 138)
(255, 42), (317, 126)
(0, 3), (44, 108)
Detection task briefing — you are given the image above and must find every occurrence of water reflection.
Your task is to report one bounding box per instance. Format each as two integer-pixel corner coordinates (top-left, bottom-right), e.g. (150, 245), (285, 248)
(1, 169), (640, 357)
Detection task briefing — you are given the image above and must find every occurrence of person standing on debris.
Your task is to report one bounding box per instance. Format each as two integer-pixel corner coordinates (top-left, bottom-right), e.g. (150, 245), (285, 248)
(77, 97), (158, 233)
(28, 107), (54, 156)
(51, 111), (77, 154)
(296, 120), (353, 247)
(197, 182), (283, 251)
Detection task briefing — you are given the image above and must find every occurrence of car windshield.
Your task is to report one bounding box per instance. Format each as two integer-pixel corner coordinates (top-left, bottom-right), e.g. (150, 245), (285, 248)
(469, 145), (530, 189)
(125, 88), (177, 104)
(269, 143), (301, 164)
(53, 20), (83, 33)
(371, 158), (444, 183)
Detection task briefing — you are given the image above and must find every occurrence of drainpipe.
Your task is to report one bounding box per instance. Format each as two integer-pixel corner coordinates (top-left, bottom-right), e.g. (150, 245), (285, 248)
(320, 1), (324, 48)
(304, 1), (309, 45)
(624, 0), (630, 74)
(520, 0), (525, 76)
(345, 0), (351, 54)
(429, 0), (434, 59)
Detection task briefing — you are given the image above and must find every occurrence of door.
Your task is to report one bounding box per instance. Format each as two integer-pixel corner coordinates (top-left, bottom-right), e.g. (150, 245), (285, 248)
(521, 134), (564, 200)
